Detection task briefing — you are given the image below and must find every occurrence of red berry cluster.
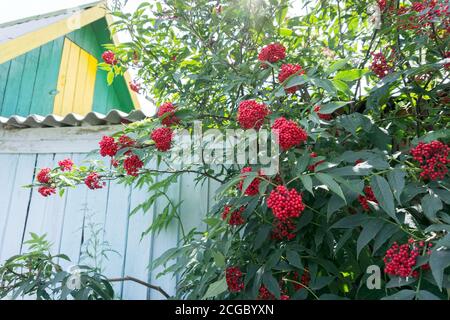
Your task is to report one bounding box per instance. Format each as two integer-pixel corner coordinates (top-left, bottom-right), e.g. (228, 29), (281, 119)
(37, 168), (51, 184)
(58, 158), (74, 172)
(271, 218), (296, 241)
(151, 127), (174, 152)
(272, 117), (308, 151)
(267, 186), (305, 221)
(37, 168), (56, 197)
(123, 154), (144, 177)
(291, 271), (311, 291)
(370, 52), (392, 79)
(257, 285), (275, 300)
(129, 81), (141, 93)
(237, 100), (270, 130)
(384, 240), (430, 278)
(222, 205), (245, 226)
(257, 285), (290, 300)
(119, 135), (136, 148)
(313, 105), (333, 121)
(99, 136), (119, 157)
(258, 43), (286, 68)
(38, 187), (56, 197)
(237, 167), (261, 196)
(377, 0), (387, 11)
(278, 64), (305, 94)
(157, 102), (180, 126)
(226, 267), (244, 293)
(102, 50), (117, 65)
(410, 140), (450, 180)
(85, 172), (104, 190)
(358, 186), (378, 212)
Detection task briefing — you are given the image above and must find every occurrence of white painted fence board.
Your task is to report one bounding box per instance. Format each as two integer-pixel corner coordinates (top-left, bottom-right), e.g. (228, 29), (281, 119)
(149, 166), (179, 299)
(22, 154), (55, 247)
(0, 154), (36, 261)
(102, 182), (131, 297)
(57, 153), (89, 269)
(0, 154), (19, 249)
(121, 182), (154, 300)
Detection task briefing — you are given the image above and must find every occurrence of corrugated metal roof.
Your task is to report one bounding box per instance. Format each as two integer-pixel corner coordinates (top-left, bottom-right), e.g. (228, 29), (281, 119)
(0, 1), (103, 45)
(0, 109), (148, 129)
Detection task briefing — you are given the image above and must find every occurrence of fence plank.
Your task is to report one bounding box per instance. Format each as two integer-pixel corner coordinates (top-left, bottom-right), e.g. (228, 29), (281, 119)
(102, 181), (132, 298)
(58, 153), (89, 270)
(0, 154), (36, 261)
(0, 154), (19, 254)
(121, 181), (154, 300)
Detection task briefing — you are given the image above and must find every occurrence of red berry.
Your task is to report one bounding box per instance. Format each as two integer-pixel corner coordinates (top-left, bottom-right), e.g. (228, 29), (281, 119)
(151, 127), (173, 152)
(258, 43), (286, 68)
(272, 117), (308, 151)
(237, 100), (270, 130)
(267, 186), (305, 221)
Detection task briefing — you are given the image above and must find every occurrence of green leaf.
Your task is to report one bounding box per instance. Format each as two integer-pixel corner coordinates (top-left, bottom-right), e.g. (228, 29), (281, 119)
(357, 220), (385, 257)
(311, 78), (337, 96)
(385, 277), (416, 288)
(299, 175), (313, 195)
(212, 251), (225, 268)
(254, 225), (271, 250)
(334, 69), (368, 81)
(373, 224), (399, 253)
(387, 169), (406, 204)
(296, 152), (311, 174)
(286, 250), (303, 269)
(107, 71), (115, 86)
(318, 101), (351, 114)
(262, 272), (280, 299)
(417, 290), (441, 300)
(330, 214), (368, 229)
(421, 193), (443, 222)
(381, 290), (415, 300)
(316, 173), (346, 203)
(370, 175), (397, 221)
(325, 58), (349, 75)
(202, 277), (228, 299)
(430, 249), (450, 290)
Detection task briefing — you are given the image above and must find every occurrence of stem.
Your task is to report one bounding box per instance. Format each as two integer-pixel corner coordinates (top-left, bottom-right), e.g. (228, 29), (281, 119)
(108, 276), (171, 299)
(283, 278), (320, 300)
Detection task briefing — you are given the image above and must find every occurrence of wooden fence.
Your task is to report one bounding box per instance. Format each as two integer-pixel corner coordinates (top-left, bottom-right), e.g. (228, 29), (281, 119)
(0, 150), (220, 299)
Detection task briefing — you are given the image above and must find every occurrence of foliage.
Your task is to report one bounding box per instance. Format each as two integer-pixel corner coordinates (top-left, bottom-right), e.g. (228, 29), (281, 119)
(0, 234), (114, 300)
(27, 0), (450, 300)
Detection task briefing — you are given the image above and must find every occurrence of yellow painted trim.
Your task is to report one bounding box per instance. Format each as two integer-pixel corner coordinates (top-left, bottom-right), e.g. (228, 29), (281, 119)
(53, 38), (97, 116)
(105, 13), (141, 110)
(82, 54), (98, 114)
(0, 4), (106, 65)
(53, 39), (71, 115)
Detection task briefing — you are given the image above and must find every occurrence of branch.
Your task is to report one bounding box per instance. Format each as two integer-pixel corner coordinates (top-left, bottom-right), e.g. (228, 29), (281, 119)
(108, 276), (171, 299)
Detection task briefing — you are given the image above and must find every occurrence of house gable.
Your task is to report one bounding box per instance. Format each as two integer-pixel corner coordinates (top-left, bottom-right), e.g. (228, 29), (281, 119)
(0, 3), (139, 118)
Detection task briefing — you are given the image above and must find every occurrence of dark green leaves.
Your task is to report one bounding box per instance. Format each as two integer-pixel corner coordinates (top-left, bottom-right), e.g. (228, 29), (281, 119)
(430, 249), (450, 290)
(381, 290), (415, 300)
(421, 192), (443, 222)
(316, 173), (346, 203)
(370, 175), (397, 221)
(357, 219), (385, 257)
(202, 277), (228, 299)
(387, 169), (406, 204)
